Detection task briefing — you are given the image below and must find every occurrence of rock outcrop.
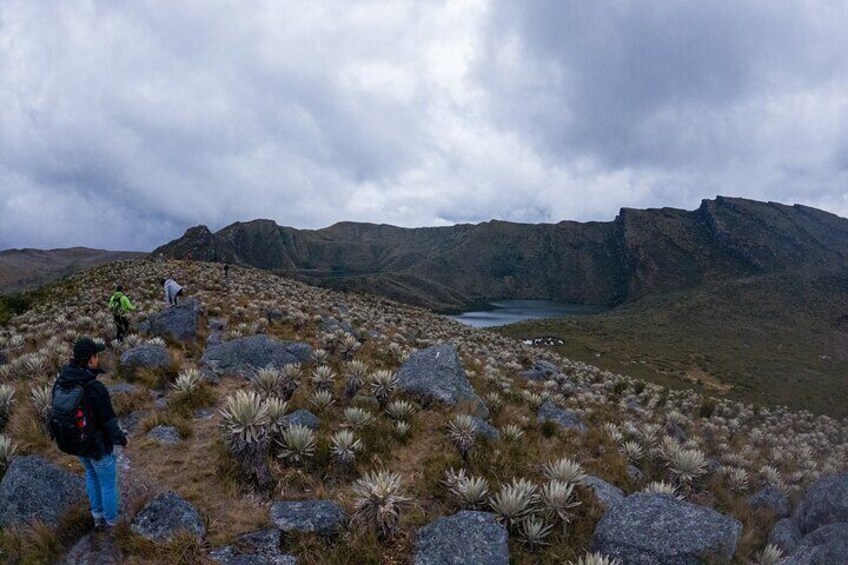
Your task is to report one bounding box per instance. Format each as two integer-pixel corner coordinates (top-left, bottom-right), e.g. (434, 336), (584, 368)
(120, 345), (170, 373)
(779, 522), (848, 564)
(584, 476), (625, 509)
(201, 335), (312, 378)
(395, 344), (487, 417)
(769, 518), (802, 555)
(209, 529), (297, 565)
(414, 511), (508, 565)
(147, 298), (200, 342)
(0, 455), (86, 528)
(748, 485), (791, 517)
(591, 493), (742, 564)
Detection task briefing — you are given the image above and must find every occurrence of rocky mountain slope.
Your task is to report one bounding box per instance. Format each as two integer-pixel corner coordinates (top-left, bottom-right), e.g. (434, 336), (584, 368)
(0, 247), (145, 294)
(153, 197), (848, 311)
(0, 259), (845, 563)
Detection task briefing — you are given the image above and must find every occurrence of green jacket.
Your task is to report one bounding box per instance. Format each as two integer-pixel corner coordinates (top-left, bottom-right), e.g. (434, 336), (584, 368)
(109, 292), (136, 315)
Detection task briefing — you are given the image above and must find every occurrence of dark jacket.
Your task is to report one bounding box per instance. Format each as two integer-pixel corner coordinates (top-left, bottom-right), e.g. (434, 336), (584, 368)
(55, 364), (127, 458)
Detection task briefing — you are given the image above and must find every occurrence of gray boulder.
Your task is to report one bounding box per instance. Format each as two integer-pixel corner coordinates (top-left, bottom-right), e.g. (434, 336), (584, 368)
(584, 476), (625, 508)
(748, 485), (791, 517)
(321, 317), (356, 336)
(120, 345), (170, 372)
(131, 491), (205, 542)
(201, 335), (312, 378)
(147, 425), (181, 445)
(209, 529), (297, 565)
(591, 493), (742, 564)
(414, 511), (508, 565)
(395, 344), (487, 418)
(148, 298), (200, 342)
(797, 472), (848, 534)
(118, 410), (147, 435)
(518, 369), (546, 382)
(779, 522), (848, 564)
(0, 455), (86, 528)
(282, 409), (319, 430)
(270, 500), (346, 536)
(769, 518), (802, 555)
(537, 401), (587, 433)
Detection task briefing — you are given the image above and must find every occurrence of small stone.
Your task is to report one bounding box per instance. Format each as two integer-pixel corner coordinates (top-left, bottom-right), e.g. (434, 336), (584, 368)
(469, 417), (500, 440)
(537, 401), (587, 433)
(627, 465), (645, 483)
(270, 500), (347, 537)
(195, 408), (215, 420)
(107, 382), (139, 395)
(283, 409), (319, 430)
(584, 476), (625, 508)
(118, 410), (147, 435)
(147, 425), (181, 445)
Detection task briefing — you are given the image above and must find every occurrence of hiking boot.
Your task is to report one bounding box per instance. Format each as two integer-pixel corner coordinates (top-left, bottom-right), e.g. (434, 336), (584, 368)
(94, 517), (108, 529)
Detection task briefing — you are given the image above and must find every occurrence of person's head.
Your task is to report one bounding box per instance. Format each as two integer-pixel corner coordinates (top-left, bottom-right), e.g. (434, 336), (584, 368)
(115, 285), (123, 292)
(72, 338), (105, 370)
(159, 278), (165, 286)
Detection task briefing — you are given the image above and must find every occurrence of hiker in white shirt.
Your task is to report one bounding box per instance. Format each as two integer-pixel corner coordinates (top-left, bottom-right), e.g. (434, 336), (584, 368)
(160, 278), (184, 307)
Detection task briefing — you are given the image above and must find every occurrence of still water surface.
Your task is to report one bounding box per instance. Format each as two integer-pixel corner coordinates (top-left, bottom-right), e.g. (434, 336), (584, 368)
(448, 300), (604, 328)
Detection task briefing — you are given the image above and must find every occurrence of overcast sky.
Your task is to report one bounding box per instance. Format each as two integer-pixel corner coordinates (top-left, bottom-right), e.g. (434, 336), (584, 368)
(1, 1), (847, 251)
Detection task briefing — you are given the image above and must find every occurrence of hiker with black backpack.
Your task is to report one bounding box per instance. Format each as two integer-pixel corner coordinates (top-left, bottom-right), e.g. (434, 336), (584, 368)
(108, 285), (136, 342)
(51, 338), (128, 529)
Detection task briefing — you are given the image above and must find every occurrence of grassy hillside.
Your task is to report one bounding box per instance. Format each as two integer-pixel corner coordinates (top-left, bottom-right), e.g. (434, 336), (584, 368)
(500, 267), (848, 418)
(0, 259), (845, 563)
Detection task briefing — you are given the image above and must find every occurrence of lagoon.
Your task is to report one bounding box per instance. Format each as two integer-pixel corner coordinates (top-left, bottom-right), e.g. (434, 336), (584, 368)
(448, 299), (604, 328)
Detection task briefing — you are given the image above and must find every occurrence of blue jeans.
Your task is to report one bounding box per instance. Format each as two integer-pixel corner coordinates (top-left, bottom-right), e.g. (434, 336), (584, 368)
(78, 453), (119, 525)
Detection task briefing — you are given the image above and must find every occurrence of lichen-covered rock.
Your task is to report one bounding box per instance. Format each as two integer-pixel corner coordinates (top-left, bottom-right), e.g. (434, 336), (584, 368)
(414, 511), (508, 565)
(0, 455), (86, 528)
(270, 500), (346, 537)
(584, 476), (625, 508)
(748, 485), (791, 517)
(209, 529), (297, 565)
(591, 493), (742, 564)
(148, 298), (200, 342)
(131, 491), (205, 542)
(797, 472), (848, 534)
(769, 518), (802, 555)
(146, 425), (181, 445)
(779, 522), (848, 564)
(537, 401), (587, 433)
(395, 343), (488, 418)
(201, 335), (312, 378)
(120, 345), (170, 372)
(282, 409), (319, 430)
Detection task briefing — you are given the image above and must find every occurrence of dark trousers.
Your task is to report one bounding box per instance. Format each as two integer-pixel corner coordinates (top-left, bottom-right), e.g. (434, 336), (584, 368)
(114, 315), (129, 342)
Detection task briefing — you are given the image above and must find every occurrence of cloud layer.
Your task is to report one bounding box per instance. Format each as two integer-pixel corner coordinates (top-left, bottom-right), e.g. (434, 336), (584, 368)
(1, 0), (846, 250)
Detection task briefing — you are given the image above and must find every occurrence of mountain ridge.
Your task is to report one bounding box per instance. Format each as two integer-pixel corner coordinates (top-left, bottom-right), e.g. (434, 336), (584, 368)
(153, 196), (848, 311)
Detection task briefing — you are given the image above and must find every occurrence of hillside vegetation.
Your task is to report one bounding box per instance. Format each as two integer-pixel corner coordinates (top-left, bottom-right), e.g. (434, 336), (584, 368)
(0, 259), (845, 563)
(500, 267), (848, 418)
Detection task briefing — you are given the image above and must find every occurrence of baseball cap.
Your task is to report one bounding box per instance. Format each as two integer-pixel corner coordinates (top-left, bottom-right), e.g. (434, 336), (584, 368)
(73, 338), (106, 363)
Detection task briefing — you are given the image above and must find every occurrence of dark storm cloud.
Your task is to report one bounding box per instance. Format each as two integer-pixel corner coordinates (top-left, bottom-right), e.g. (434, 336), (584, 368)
(0, 1), (846, 251)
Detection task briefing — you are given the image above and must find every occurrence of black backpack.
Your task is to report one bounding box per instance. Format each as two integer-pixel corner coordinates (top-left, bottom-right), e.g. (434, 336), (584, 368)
(49, 382), (99, 457)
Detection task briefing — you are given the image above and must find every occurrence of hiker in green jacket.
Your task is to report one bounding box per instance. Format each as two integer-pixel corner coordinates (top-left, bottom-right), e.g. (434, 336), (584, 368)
(108, 285), (136, 342)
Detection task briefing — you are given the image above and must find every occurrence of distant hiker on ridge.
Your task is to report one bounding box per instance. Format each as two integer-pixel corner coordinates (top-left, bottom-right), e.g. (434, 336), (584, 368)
(160, 277), (185, 307)
(108, 285), (135, 342)
(223, 263), (230, 281)
(50, 338), (128, 529)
